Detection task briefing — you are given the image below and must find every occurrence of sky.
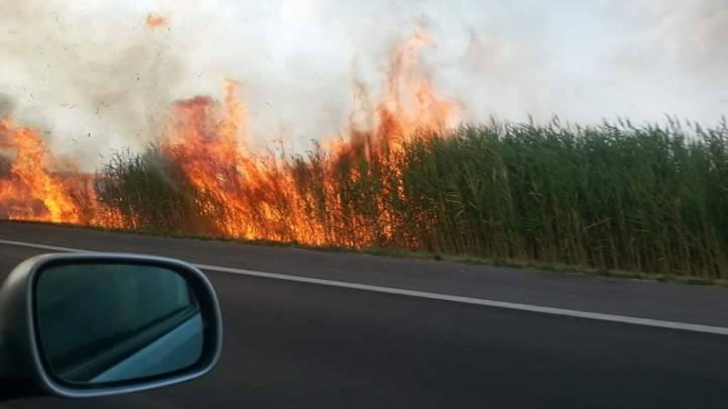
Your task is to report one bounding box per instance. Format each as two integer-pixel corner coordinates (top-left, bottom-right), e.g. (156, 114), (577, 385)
(0, 0), (726, 166)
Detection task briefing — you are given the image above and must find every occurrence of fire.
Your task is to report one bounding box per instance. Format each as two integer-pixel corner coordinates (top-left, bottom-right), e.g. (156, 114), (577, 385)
(146, 13), (169, 30)
(0, 29), (462, 249)
(332, 27), (462, 157)
(376, 27), (461, 149)
(0, 120), (85, 223)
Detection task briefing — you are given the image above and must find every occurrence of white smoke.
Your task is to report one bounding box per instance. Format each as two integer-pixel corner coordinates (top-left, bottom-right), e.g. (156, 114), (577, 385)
(0, 0), (188, 163)
(0, 0), (725, 170)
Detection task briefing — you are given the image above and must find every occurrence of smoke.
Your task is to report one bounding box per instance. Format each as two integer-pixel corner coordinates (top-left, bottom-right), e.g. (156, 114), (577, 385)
(0, 0), (185, 163)
(440, 0), (728, 124)
(598, 0), (728, 120)
(0, 0), (726, 170)
(0, 94), (15, 119)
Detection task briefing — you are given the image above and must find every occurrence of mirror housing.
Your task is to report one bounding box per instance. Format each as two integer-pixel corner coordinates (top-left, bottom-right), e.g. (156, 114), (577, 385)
(0, 253), (223, 399)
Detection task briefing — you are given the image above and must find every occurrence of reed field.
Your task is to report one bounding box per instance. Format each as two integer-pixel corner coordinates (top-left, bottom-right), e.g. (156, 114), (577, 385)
(93, 118), (728, 278)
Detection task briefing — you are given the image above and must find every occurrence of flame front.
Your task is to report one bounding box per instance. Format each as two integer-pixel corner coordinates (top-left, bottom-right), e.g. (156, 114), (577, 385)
(0, 30), (461, 249)
(0, 119), (84, 223)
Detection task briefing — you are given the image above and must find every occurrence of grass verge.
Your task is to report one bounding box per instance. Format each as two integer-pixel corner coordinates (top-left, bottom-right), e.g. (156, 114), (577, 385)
(5, 219), (727, 287)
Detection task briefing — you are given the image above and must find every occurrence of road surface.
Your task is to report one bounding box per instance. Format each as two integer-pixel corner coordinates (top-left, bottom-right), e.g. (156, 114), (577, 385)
(1, 221), (727, 408)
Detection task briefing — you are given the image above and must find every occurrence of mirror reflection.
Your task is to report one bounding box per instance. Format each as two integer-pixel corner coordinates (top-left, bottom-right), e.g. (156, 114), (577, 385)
(35, 263), (204, 384)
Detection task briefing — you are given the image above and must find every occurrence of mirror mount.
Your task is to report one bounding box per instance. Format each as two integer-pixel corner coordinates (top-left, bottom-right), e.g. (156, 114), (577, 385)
(0, 335), (42, 401)
(0, 258), (48, 401)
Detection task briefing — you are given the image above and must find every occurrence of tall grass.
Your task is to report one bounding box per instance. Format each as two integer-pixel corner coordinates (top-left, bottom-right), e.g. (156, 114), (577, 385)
(397, 119), (728, 277)
(96, 119), (728, 278)
(95, 149), (223, 236)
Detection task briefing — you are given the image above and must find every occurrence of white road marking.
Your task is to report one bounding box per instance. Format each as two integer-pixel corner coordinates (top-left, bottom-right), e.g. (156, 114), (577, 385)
(0, 239), (83, 253)
(2, 238), (728, 336)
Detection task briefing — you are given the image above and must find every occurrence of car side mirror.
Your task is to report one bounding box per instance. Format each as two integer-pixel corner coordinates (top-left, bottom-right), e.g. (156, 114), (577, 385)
(0, 253), (223, 399)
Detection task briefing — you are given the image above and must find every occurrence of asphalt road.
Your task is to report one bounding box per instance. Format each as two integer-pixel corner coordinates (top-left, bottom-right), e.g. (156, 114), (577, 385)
(1, 221), (728, 408)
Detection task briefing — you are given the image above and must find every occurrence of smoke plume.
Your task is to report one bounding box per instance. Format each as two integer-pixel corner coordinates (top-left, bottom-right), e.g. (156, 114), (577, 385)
(0, 0), (726, 169)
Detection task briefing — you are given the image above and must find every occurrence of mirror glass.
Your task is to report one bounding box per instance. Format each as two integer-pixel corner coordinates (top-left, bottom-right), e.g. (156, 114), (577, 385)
(35, 263), (204, 385)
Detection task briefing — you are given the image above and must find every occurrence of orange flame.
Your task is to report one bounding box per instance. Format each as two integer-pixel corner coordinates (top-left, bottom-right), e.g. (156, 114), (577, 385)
(0, 120), (85, 223)
(377, 27), (461, 146)
(330, 27), (462, 157)
(0, 29), (462, 248)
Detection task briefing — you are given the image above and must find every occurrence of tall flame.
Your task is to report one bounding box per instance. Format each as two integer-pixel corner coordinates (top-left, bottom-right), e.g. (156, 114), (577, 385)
(0, 119), (85, 223)
(0, 29), (462, 248)
(377, 27), (461, 147)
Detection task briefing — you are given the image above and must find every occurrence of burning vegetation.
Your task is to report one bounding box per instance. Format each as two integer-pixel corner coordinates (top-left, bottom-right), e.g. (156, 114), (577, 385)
(1, 30), (728, 278)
